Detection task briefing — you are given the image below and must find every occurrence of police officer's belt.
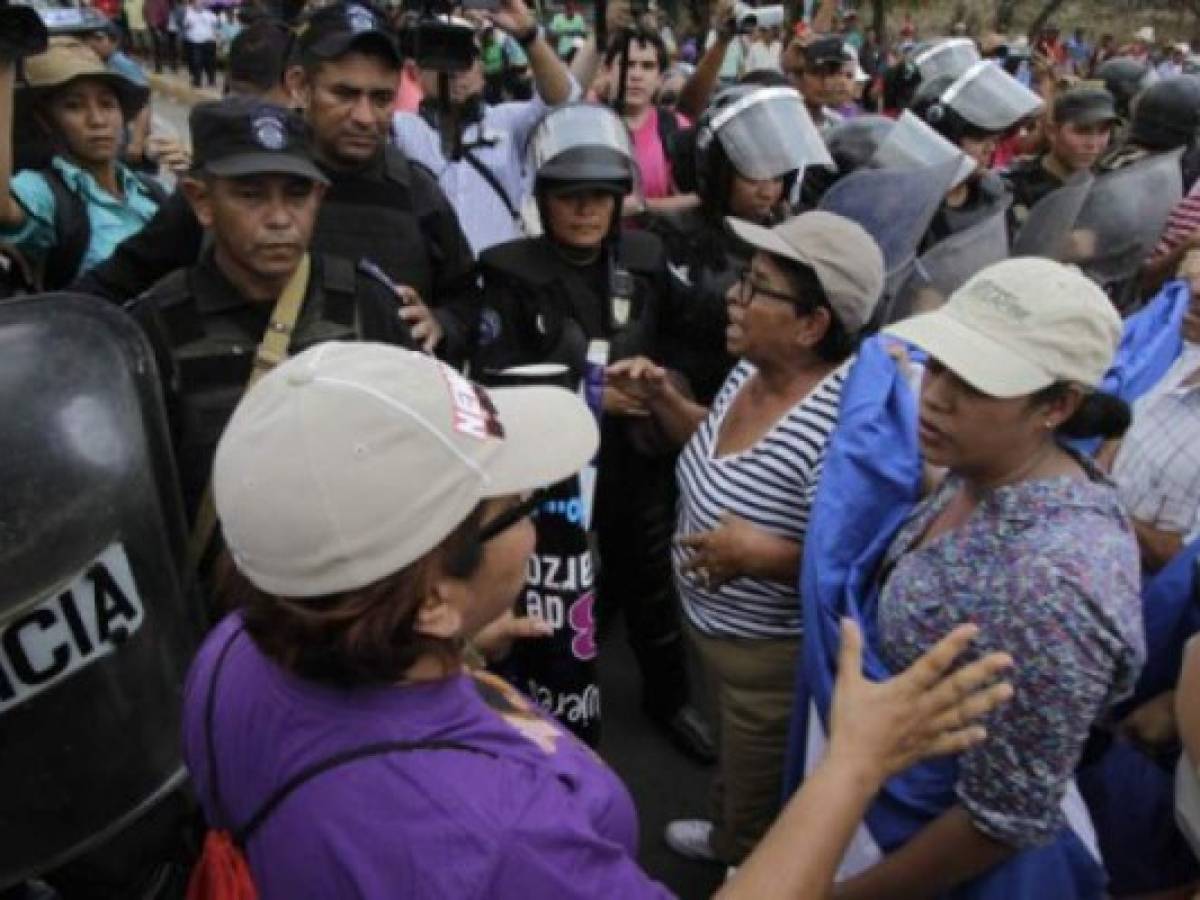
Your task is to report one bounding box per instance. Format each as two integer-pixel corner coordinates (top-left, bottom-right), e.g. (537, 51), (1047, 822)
(186, 254), (312, 573)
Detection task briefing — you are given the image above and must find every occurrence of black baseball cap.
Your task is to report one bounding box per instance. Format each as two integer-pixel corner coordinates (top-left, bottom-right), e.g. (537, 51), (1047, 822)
(294, 2), (399, 65)
(1053, 85), (1118, 126)
(190, 97), (329, 183)
(804, 36), (846, 68)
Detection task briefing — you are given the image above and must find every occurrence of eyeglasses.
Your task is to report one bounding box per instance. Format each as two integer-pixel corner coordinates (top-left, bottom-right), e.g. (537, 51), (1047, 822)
(477, 490), (545, 545)
(733, 265), (806, 309)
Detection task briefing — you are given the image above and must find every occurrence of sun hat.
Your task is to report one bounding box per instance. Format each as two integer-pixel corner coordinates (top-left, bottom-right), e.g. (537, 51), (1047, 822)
(20, 38), (148, 119)
(213, 343), (599, 598)
(726, 211), (885, 333)
(885, 257), (1122, 399)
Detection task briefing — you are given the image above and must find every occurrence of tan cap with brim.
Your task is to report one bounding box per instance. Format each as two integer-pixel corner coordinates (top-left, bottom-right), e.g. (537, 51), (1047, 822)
(213, 343), (599, 599)
(20, 38), (148, 118)
(727, 211), (885, 333)
(885, 257), (1122, 399)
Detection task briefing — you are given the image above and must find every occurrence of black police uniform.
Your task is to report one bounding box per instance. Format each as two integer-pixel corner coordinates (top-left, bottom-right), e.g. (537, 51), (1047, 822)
(649, 206), (744, 405)
(1004, 155), (1066, 233)
(925, 170), (1010, 245)
(475, 231), (696, 729)
(128, 250), (414, 524)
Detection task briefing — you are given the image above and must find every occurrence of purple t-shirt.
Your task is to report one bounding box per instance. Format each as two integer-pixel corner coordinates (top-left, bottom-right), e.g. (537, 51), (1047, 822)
(182, 614), (673, 899)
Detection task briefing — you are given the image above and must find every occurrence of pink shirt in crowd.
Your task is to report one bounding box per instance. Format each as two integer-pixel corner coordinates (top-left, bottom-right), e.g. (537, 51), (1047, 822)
(630, 108), (689, 199)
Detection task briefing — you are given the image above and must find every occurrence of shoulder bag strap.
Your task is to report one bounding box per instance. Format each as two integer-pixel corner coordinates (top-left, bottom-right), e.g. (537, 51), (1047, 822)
(185, 253), (312, 574)
(462, 147), (520, 223)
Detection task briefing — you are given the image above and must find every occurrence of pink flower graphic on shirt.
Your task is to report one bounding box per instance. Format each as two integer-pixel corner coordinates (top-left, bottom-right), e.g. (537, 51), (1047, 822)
(568, 592), (597, 661)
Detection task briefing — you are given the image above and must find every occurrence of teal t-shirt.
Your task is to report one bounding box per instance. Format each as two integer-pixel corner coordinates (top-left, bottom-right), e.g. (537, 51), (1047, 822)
(549, 12), (587, 57)
(1, 157), (160, 279)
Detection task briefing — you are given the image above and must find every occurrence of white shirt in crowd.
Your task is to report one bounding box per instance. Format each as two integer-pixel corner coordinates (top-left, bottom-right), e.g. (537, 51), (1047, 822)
(744, 39), (782, 73)
(1113, 340), (1200, 541)
(392, 79), (580, 256)
(183, 6), (218, 44)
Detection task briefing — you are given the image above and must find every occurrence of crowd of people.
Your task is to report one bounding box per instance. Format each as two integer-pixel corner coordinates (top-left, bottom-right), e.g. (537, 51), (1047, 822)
(4, 0), (1200, 898)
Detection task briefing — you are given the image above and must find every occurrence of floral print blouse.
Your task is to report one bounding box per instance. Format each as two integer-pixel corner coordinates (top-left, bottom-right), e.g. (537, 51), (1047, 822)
(877, 461), (1145, 848)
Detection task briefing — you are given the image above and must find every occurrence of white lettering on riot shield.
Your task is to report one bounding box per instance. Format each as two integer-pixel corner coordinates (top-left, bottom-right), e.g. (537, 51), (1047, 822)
(0, 543), (144, 713)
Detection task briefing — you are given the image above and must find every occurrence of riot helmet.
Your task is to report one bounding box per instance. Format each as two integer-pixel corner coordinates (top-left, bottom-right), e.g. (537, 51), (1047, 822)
(911, 37), (981, 85)
(1127, 75), (1200, 152)
(870, 110), (975, 188)
(1095, 56), (1158, 120)
(694, 85), (830, 215)
(914, 61), (1043, 142)
(529, 102), (636, 197)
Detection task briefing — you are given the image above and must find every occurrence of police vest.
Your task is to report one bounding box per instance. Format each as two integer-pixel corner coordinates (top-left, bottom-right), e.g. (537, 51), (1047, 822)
(133, 254), (408, 521)
(477, 232), (666, 380)
(314, 147), (435, 302)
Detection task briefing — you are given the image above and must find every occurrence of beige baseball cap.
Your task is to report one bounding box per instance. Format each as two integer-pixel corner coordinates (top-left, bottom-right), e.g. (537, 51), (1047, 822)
(885, 258), (1122, 399)
(213, 342), (599, 598)
(726, 211), (885, 333)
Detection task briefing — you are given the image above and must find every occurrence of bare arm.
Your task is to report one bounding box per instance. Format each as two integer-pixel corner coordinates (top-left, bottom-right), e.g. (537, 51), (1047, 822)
(491, 0), (573, 105)
(606, 355), (708, 445)
(676, 26), (733, 121)
(832, 805), (1015, 900)
(718, 622), (1015, 900)
(1131, 517), (1184, 573)
(0, 62), (26, 228)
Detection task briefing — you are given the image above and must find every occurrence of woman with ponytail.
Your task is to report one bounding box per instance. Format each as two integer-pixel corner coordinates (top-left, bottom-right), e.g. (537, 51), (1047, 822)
(825, 258), (1145, 899)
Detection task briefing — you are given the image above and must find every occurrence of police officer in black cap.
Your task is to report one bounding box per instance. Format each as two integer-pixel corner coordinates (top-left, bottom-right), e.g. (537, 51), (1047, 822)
(1005, 85), (1118, 231)
(127, 97), (415, 572)
(79, 2), (480, 365)
(782, 34), (850, 131)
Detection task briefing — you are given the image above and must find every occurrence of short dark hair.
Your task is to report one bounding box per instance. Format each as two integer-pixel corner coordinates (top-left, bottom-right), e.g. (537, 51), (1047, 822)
(776, 257), (857, 363)
(229, 18), (291, 92)
(605, 27), (668, 71)
(222, 505), (485, 687)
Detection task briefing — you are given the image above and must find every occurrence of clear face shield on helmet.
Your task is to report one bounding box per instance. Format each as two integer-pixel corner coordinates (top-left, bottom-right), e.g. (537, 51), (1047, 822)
(708, 86), (833, 183)
(527, 103), (635, 176)
(940, 59), (1044, 132)
(869, 110), (975, 188)
(912, 37), (981, 84)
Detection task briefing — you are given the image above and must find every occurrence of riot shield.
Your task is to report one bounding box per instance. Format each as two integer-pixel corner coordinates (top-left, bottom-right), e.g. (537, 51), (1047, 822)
(818, 156), (961, 276)
(869, 111), (975, 189)
(1070, 150), (1183, 291)
(1011, 170), (1094, 258)
(0, 294), (200, 888)
(893, 204), (1011, 321)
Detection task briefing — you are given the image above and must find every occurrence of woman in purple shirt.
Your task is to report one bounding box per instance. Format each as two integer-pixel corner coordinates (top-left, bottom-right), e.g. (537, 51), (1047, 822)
(834, 259), (1146, 898)
(181, 342), (1012, 899)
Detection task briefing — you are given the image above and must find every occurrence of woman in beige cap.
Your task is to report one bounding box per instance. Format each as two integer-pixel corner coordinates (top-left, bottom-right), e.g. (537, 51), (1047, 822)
(832, 258), (1145, 898)
(0, 38), (159, 289)
(181, 341), (1009, 899)
(609, 210), (886, 868)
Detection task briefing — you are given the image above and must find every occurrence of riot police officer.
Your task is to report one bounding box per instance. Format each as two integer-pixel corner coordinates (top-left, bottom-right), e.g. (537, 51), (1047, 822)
(1005, 85), (1118, 232)
(126, 97), (415, 576)
(475, 103), (712, 761)
(912, 62), (1043, 243)
(1100, 74), (1200, 192)
(651, 84), (826, 406)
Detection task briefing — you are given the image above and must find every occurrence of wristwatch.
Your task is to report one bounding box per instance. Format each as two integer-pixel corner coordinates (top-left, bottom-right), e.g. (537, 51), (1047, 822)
(515, 24), (541, 48)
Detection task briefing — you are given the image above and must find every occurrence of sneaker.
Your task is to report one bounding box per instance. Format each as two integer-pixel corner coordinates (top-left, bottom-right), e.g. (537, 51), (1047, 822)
(665, 819), (718, 862)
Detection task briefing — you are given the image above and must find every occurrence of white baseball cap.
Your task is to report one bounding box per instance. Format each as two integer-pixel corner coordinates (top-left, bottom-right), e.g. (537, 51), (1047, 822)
(885, 258), (1122, 399)
(213, 343), (599, 598)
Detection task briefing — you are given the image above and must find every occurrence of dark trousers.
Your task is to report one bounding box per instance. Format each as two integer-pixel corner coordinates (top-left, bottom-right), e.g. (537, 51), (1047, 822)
(151, 28), (176, 73)
(186, 39), (216, 87)
(594, 420), (691, 721)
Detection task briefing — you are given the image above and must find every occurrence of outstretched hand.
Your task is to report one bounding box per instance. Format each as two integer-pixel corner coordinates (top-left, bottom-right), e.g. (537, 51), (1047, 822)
(829, 620), (1014, 781)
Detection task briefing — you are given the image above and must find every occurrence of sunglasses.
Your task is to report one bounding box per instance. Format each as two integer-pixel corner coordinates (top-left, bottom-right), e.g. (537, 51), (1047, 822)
(477, 490), (546, 544)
